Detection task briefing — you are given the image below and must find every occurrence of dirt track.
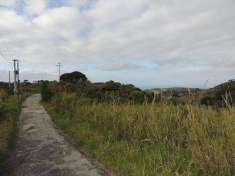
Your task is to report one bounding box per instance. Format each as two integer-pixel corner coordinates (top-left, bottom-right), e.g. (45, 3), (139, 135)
(6, 94), (108, 176)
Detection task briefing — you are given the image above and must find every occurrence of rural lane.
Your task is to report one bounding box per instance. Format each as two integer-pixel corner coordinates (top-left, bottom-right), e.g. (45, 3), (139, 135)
(6, 94), (108, 176)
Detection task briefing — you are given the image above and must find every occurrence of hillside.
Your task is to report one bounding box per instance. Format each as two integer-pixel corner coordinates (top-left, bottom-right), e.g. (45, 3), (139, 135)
(146, 87), (202, 96)
(199, 80), (235, 106)
(214, 80), (235, 89)
(146, 80), (235, 106)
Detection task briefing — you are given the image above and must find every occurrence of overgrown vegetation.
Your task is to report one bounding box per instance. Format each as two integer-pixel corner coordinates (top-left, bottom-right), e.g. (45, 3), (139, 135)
(0, 89), (21, 173)
(45, 91), (235, 176)
(41, 72), (235, 175)
(58, 71), (153, 104)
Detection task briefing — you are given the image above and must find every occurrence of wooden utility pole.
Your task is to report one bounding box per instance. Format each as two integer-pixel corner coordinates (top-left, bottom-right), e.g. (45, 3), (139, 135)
(8, 71), (11, 90)
(56, 62), (62, 82)
(13, 59), (19, 95)
(17, 59), (20, 85)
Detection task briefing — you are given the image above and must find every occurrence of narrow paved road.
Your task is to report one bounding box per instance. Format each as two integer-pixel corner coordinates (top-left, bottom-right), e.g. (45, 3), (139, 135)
(7, 94), (108, 176)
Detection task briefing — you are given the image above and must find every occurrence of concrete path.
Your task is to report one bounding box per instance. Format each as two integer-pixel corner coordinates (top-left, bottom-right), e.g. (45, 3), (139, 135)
(7, 94), (108, 176)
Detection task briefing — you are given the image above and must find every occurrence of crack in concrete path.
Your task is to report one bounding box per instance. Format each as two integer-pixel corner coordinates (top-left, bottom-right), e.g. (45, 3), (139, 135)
(6, 94), (109, 176)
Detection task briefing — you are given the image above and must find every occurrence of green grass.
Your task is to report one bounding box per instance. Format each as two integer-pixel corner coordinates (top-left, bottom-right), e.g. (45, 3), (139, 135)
(0, 96), (21, 173)
(45, 92), (235, 176)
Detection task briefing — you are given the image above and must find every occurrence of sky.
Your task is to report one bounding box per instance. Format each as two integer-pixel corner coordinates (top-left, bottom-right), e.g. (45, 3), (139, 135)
(0, 0), (234, 89)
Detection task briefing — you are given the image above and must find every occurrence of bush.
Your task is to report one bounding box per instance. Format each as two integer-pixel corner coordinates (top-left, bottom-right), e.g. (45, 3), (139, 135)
(0, 89), (8, 102)
(200, 96), (215, 106)
(129, 90), (145, 103)
(41, 82), (53, 102)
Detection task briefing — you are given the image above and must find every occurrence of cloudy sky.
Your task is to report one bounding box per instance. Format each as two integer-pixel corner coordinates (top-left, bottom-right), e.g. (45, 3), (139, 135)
(0, 0), (234, 89)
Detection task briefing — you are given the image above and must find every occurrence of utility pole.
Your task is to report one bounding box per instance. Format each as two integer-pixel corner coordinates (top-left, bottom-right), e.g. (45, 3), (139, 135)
(13, 59), (19, 95)
(8, 71), (11, 90)
(17, 59), (20, 85)
(56, 62), (62, 82)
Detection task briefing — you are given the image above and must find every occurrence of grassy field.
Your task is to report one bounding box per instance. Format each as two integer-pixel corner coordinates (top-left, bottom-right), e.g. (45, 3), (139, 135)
(45, 92), (235, 176)
(0, 90), (21, 173)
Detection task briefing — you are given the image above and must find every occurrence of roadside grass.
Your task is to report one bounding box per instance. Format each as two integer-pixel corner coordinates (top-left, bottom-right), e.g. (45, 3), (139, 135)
(0, 95), (21, 173)
(45, 92), (235, 176)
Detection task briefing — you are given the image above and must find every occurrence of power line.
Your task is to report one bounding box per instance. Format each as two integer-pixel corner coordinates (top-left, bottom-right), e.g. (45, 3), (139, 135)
(0, 50), (10, 64)
(8, 71), (11, 90)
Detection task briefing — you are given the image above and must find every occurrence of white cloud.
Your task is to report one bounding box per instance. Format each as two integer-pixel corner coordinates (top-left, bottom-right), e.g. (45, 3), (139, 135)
(24, 0), (47, 16)
(68, 0), (90, 6)
(0, 0), (234, 88)
(0, 0), (16, 6)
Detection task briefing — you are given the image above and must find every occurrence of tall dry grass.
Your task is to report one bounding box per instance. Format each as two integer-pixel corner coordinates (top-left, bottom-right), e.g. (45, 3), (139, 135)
(0, 89), (20, 173)
(46, 92), (235, 176)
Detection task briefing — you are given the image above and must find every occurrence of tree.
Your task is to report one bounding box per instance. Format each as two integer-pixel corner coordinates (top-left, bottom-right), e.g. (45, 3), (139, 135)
(60, 71), (87, 83)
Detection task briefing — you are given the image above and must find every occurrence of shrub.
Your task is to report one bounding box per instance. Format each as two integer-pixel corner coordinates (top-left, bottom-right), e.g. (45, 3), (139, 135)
(0, 89), (8, 102)
(41, 82), (53, 102)
(129, 90), (145, 103)
(200, 96), (215, 106)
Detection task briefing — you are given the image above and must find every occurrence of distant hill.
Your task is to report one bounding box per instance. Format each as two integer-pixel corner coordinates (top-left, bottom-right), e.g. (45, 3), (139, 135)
(146, 87), (202, 96)
(212, 80), (235, 91)
(201, 80), (235, 97)
(146, 80), (235, 106)
(201, 80), (235, 106)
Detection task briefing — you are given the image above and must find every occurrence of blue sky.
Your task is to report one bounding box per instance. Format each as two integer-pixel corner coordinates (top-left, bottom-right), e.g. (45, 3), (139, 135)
(0, 0), (234, 89)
